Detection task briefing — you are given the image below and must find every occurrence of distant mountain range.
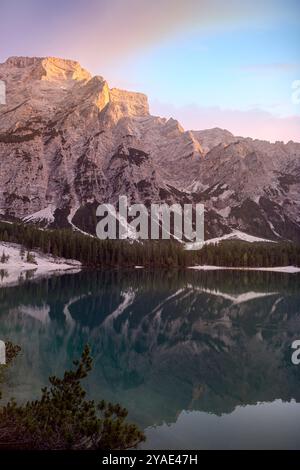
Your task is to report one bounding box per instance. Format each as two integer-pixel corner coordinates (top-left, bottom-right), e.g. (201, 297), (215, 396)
(0, 56), (299, 242)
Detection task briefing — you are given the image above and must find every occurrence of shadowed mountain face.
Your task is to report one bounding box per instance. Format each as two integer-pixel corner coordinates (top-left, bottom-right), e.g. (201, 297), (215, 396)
(0, 57), (299, 241)
(0, 269), (300, 435)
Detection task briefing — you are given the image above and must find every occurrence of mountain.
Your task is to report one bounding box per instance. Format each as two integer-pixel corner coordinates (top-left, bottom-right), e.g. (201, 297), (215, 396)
(0, 56), (299, 242)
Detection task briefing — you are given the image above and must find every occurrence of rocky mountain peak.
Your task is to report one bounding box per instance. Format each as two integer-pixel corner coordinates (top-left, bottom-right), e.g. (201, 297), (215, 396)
(192, 127), (236, 154)
(3, 56), (92, 82)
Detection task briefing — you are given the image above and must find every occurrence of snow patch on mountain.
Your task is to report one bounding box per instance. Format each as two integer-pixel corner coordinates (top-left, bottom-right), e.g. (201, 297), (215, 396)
(23, 205), (56, 224)
(204, 230), (276, 245)
(215, 207), (231, 218)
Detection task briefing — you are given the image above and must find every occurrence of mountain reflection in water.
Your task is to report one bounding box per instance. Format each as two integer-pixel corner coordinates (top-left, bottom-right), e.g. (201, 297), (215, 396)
(0, 269), (300, 449)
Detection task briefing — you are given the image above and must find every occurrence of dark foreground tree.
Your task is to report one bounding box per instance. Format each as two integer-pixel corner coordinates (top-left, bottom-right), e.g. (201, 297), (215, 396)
(0, 345), (145, 450)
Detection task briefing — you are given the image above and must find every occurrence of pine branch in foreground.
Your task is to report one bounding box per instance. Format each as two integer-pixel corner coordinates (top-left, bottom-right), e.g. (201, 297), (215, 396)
(0, 345), (145, 450)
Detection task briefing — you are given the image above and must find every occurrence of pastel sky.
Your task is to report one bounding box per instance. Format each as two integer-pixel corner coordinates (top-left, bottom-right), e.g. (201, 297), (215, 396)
(1, 0), (300, 141)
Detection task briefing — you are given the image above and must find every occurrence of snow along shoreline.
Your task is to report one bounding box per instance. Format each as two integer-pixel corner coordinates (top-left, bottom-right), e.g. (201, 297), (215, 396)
(189, 265), (300, 273)
(0, 242), (82, 288)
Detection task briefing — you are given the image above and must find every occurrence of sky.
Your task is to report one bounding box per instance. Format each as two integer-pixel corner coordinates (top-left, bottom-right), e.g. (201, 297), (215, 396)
(1, 0), (300, 141)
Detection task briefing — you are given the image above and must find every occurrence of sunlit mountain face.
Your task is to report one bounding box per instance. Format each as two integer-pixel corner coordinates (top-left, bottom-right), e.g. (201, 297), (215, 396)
(1, 269), (300, 448)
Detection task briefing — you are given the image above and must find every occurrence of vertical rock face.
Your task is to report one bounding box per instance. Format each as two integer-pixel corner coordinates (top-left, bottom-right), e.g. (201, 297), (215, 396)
(108, 88), (150, 121)
(0, 56), (299, 241)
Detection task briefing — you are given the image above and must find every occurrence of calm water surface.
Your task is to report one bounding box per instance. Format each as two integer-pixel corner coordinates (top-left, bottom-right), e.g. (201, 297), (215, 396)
(0, 269), (300, 449)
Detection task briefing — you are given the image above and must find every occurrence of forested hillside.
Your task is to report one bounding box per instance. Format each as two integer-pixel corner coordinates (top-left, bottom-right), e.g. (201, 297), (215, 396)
(0, 222), (299, 268)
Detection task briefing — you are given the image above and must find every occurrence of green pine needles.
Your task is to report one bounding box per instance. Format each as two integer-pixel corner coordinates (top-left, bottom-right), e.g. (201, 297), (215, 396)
(0, 345), (145, 450)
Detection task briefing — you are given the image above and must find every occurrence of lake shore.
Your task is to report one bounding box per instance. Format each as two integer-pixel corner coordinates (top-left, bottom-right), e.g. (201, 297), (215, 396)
(189, 265), (300, 273)
(0, 242), (82, 287)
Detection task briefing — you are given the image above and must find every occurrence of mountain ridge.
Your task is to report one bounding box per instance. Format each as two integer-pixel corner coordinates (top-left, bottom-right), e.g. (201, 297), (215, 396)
(0, 56), (299, 242)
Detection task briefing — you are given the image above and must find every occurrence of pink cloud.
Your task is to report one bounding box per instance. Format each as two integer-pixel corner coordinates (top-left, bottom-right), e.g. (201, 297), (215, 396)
(37, 0), (284, 71)
(150, 100), (300, 143)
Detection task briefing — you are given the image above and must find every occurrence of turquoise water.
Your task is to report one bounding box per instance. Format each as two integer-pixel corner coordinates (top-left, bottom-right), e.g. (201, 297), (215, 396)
(0, 269), (300, 449)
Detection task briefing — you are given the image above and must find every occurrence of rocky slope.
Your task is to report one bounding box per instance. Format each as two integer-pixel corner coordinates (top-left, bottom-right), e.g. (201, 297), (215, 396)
(0, 56), (299, 242)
